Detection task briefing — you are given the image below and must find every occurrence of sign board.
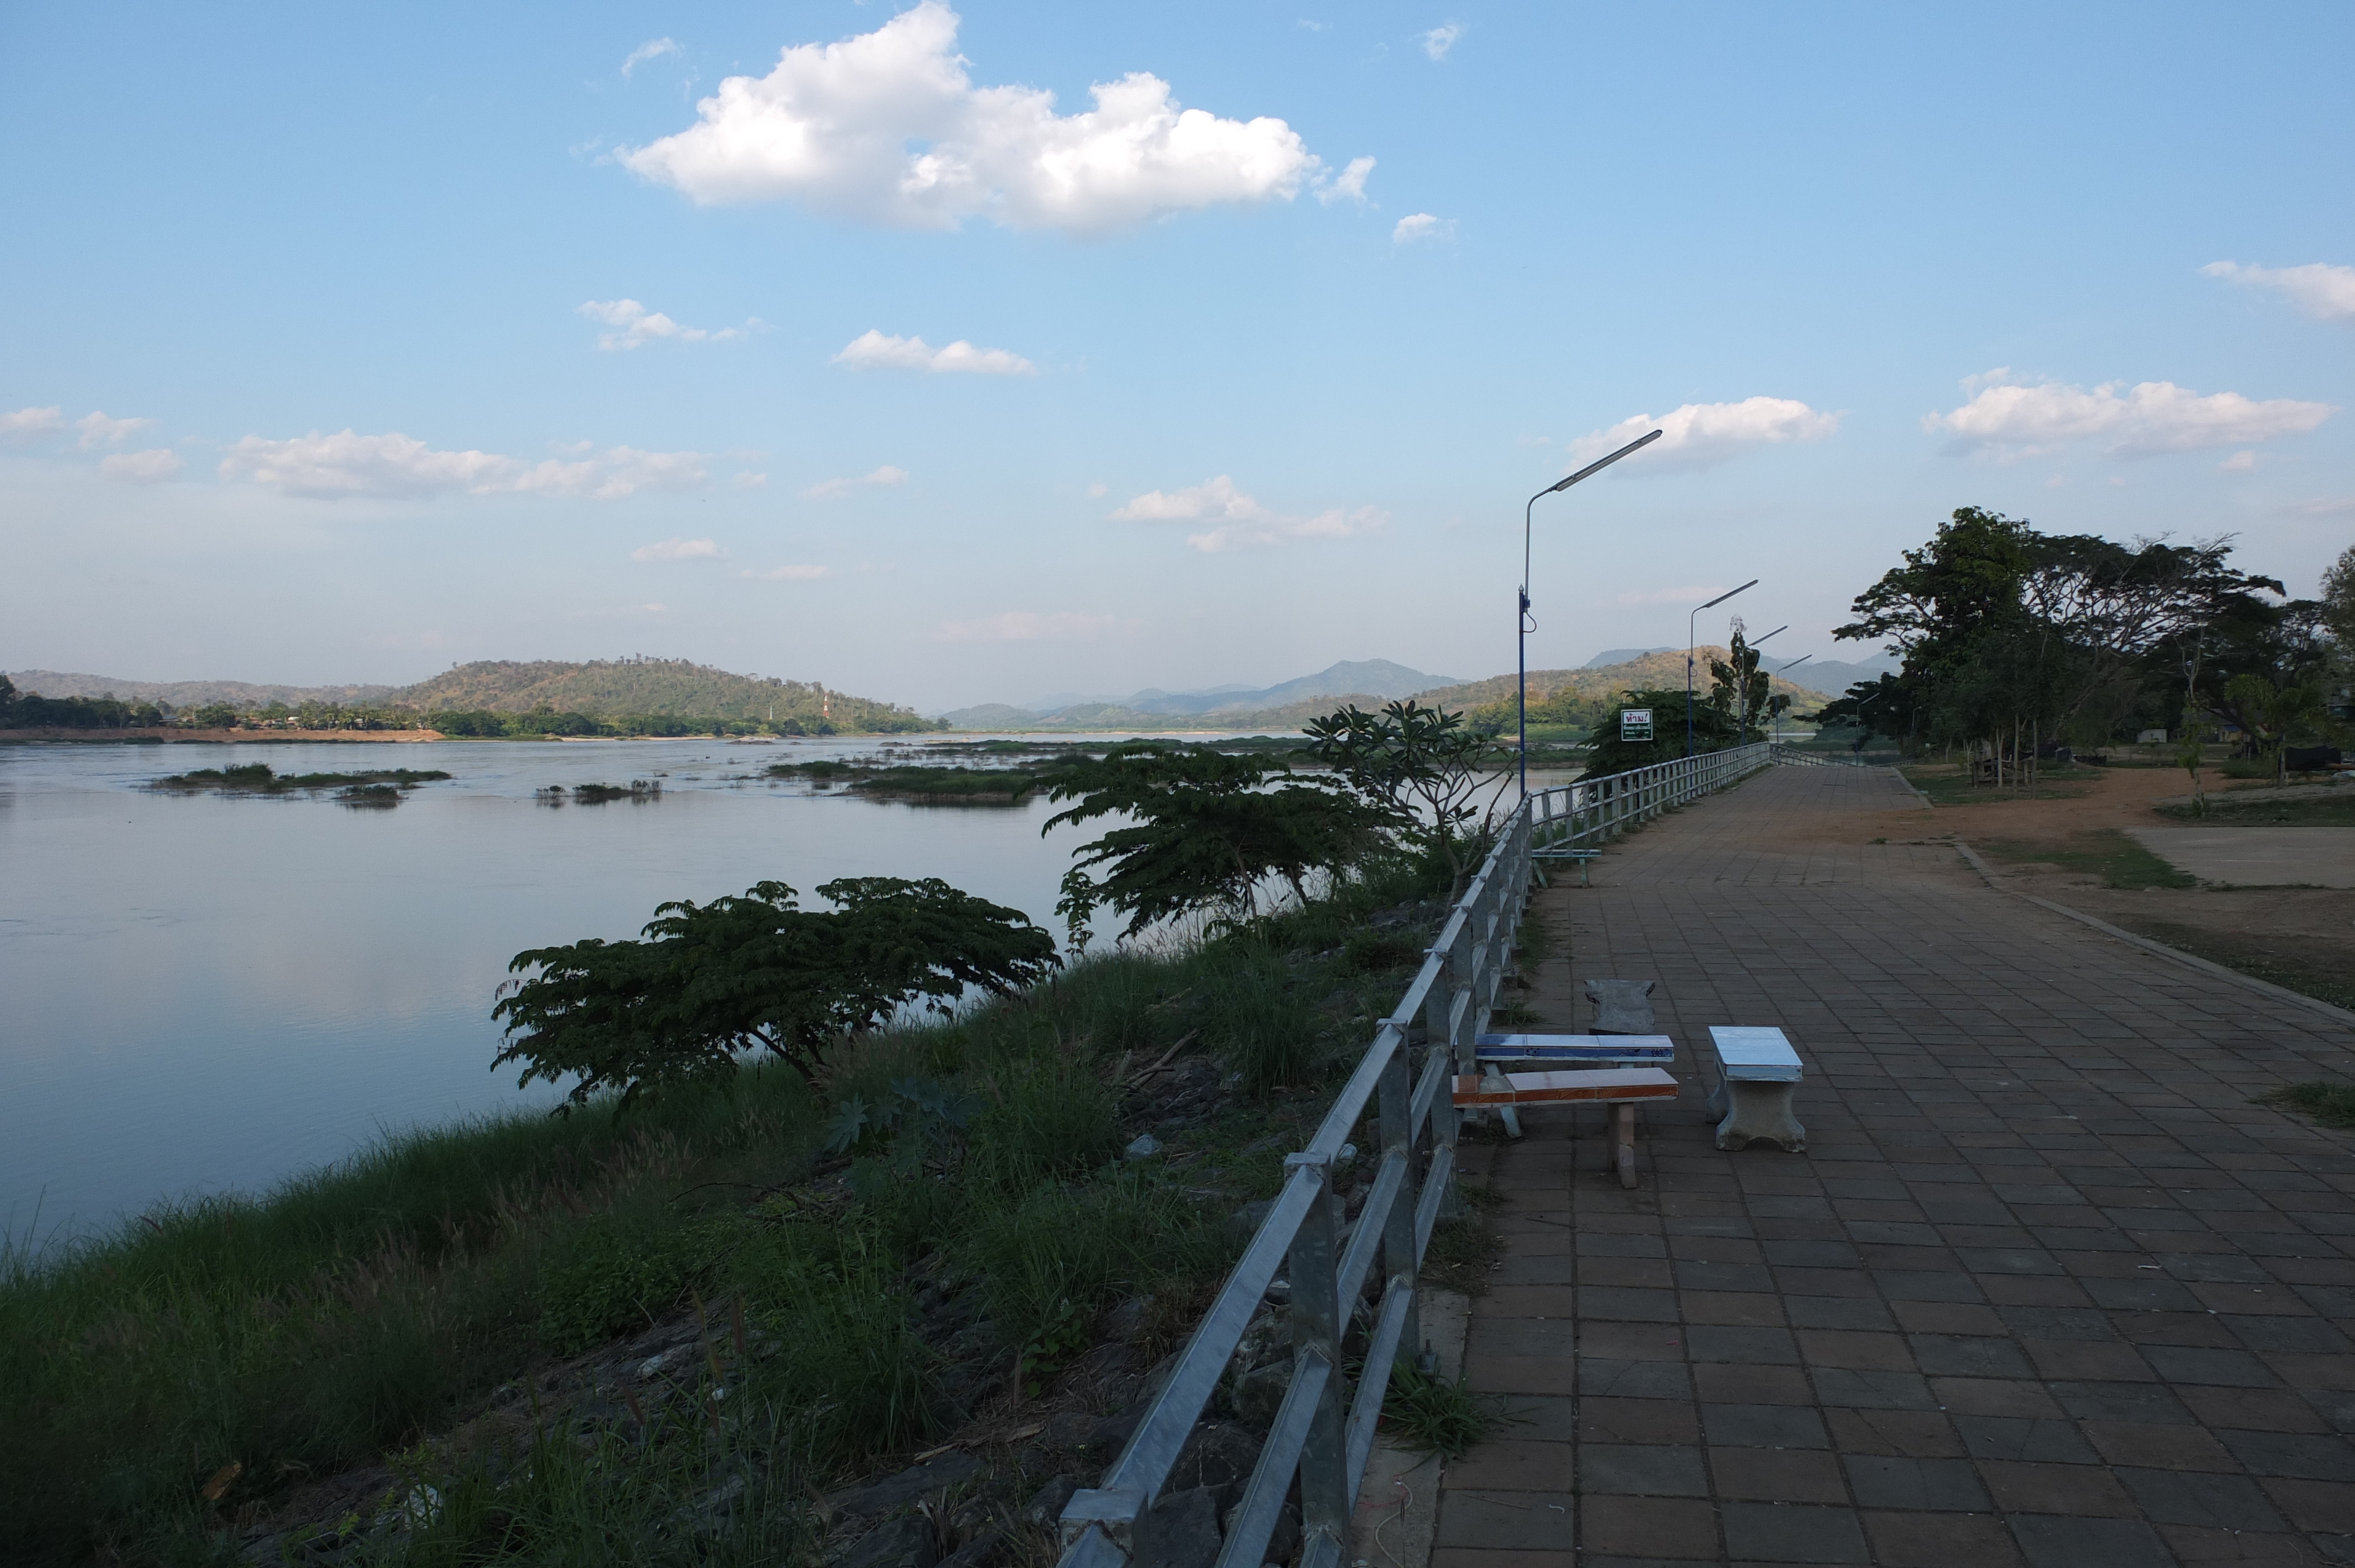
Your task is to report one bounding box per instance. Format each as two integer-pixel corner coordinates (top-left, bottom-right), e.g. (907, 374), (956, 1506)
(1620, 708), (1654, 742)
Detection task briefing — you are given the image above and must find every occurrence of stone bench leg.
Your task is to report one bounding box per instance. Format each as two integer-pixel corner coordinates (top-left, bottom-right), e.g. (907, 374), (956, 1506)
(1613, 1104), (1638, 1189)
(1708, 1076), (1805, 1152)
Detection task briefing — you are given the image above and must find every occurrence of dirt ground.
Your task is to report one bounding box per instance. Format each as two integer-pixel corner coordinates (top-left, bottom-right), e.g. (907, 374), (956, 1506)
(1856, 762), (2355, 1013)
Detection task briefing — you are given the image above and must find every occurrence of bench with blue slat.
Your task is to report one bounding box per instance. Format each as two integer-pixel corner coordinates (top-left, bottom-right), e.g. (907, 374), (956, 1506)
(1530, 846), (1601, 886)
(1474, 1032), (1674, 1065)
(1451, 1066), (1677, 1188)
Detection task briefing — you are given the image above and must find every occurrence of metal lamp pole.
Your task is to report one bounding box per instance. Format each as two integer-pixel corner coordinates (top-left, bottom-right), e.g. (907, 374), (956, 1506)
(1686, 579), (1757, 758)
(1519, 428), (1662, 796)
(1774, 653), (1812, 748)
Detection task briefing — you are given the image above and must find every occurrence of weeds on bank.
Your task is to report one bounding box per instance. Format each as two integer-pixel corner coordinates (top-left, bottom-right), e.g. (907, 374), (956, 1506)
(1381, 1364), (1505, 1460)
(0, 850), (1458, 1567)
(2260, 1082), (2355, 1131)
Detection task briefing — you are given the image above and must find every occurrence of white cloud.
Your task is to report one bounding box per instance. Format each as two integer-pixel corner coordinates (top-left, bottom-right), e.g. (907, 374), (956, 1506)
(622, 37), (681, 79)
(1110, 474), (1385, 553)
(99, 448), (184, 483)
(218, 430), (709, 500)
(1570, 397), (1841, 471)
(734, 564), (832, 581)
(1086, 481), (1109, 498)
(579, 298), (747, 350)
(832, 330), (1036, 376)
(732, 471), (768, 490)
(2202, 260), (2355, 323)
(1315, 155), (1374, 205)
(802, 464), (910, 499)
(1420, 24), (1462, 59)
(1, 406), (64, 440)
(619, 2), (1321, 232)
(1925, 371), (2334, 459)
(1392, 212), (1452, 244)
(2220, 450), (2257, 473)
(76, 411), (152, 448)
(934, 610), (1119, 642)
(2291, 496), (2355, 517)
(631, 537), (725, 562)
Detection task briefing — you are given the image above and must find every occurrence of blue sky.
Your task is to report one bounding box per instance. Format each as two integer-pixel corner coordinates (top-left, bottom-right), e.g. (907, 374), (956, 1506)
(4, 1), (2350, 712)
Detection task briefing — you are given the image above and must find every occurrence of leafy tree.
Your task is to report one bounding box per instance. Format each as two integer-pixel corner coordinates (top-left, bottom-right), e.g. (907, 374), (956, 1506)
(2324, 545), (2355, 652)
(1582, 687), (1736, 773)
(1302, 699), (1507, 895)
(1042, 743), (1401, 949)
(493, 877), (1058, 1112)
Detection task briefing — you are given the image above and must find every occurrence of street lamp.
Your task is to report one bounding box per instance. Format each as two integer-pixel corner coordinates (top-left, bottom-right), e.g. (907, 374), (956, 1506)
(1773, 653), (1812, 748)
(1686, 580), (1757, 758)
(1518, 427), (1663, 796)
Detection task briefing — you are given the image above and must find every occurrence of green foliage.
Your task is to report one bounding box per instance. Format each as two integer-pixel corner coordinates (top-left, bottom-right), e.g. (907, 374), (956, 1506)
(964, 1055), (1119, 1192)
(151, 765), (452, 793)
(1976, 829), (2195, 889)
(536, 1211), (699, 1354)
(1582, 687), (1739, 773)
(493, 878), (1059, 1111)
(2260, 1081), (2355, 1131)
(1303, 699), (1505, 892)
(1044, 743), (1402, 948)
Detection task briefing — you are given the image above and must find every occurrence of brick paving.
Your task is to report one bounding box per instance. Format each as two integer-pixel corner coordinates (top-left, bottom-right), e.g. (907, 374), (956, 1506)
(1434, 764), (2355, 1568)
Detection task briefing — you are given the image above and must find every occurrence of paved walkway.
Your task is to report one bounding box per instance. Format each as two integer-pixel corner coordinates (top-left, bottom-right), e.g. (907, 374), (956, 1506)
(1437, 764), (2355, 1568)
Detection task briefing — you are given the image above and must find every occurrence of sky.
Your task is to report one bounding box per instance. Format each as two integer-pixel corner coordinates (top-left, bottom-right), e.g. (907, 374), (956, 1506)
(3, 1), (2351, 714)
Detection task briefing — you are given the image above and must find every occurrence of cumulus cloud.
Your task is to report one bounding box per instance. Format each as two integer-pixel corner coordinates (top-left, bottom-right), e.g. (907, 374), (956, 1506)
(1392, 212), (1451, 244)
(622, 37), (681, 78)
(1925, 371), (2334, 459)
(2220, 450), (2257, 473)
(619, 1), (1321, 232)
(832, 330), (1035, 376)
(1420, 24), (1462, 59)
(1315, 155), (1374, 205)
(99, 448), (183, 483)
(732, 471), (768, 490)
(76, 411), (152, 448)
(1570, 397), (1840, 471)
(1, 406), (64, 440)
(803, 464), (910, 499)
(734, 564), (832, 582)
(1111, 474), (1384, 553)
(218, 430), (709, 500)
(934, 610), (1119, 642)
(579, 298), (748, 350)
(2202, 260), (2355, 323)
(631, 537), (725, 562)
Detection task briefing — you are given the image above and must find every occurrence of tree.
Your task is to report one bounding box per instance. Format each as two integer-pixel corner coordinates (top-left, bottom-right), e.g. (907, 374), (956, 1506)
(1042, 743), (1402, 949)
(1301, 699), (1508, 895)
(1582, 687), (1737, 774)
(493, 877), (1059, 1112)
(2324, 545), (2355, 651)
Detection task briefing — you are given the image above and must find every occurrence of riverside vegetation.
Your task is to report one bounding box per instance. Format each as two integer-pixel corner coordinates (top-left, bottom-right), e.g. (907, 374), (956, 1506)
(0, 706), (1514, 1568)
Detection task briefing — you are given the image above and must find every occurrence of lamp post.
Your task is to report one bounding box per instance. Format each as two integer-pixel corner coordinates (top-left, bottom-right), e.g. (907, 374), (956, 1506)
(1686, 580), (1757, 758)
(1518, 427), (1663, 796)
(1773, 653), (1812, 748)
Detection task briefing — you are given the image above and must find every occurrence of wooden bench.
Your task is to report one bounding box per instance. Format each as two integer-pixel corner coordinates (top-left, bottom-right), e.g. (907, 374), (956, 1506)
(1704, 1026), (1806, 1152)
(1474, 1032), (1674, 1067)
(1454, 1067), (1677, 1188)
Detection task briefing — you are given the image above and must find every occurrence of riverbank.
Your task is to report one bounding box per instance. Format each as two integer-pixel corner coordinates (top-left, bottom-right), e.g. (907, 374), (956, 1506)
(0, 855), (1464, 1567)
(0, 727), (450, 743)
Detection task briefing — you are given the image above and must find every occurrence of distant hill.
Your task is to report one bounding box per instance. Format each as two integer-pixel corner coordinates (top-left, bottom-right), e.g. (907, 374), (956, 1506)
(1413, 647), (1839, 712)
(12, 659), (938, 733)
(1583, 647), (1675, 667)
(941, 659), (1463, 731)
(8, 670), (402, 707)
(395, 659), (933, 730)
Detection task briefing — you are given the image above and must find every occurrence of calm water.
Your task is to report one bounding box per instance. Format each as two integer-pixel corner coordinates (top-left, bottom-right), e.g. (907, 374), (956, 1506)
(0, 736), (1129, 1244)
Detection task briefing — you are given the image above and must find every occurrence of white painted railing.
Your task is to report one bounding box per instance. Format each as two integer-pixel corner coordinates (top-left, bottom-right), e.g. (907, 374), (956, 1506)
(1055, 744), (1773, 1568)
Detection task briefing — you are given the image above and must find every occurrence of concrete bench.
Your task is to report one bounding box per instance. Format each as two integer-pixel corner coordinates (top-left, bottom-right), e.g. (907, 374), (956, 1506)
(1704, 1025), (1806, 1152)
(1455, 1067), (1677, 1188)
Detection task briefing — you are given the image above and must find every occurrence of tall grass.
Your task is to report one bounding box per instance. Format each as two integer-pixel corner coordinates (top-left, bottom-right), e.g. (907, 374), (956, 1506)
(1, 848), (1454, 1566)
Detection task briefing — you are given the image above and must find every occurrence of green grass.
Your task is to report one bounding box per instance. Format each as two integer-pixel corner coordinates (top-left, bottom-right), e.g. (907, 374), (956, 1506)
(1977, 829), (2197, 889)
(151, 763), (452, 793)
(2260, 1082), (2355, 1130)
(2102, 920), (2355, 1014)
(1900, 762), (2101, 806)
(1, 851), (1454, 1566)
(2156, 794), (2355, 827)
(1380, 1363), (1502, 1459)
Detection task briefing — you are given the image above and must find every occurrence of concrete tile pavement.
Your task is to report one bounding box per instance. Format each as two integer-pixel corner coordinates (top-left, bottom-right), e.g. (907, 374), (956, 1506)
(1438, 764), (2355, 1567)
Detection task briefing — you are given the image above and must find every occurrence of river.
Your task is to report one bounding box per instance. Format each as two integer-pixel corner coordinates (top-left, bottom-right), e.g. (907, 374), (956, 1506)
(0, 736), (1137, 1245)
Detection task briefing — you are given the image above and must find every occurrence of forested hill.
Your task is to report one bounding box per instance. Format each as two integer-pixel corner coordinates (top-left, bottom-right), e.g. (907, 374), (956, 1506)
(1415, 647), (1840, 710)
(394, 659), (935, 730)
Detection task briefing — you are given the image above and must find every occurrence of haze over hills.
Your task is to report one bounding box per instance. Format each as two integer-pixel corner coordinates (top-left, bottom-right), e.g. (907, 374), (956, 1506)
(939, 660), (1462, 730)
(11, 659), (937, 732)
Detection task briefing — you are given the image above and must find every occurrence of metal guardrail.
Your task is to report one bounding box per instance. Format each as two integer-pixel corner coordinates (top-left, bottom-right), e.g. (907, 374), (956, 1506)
(1054, 745), (1773, 1568)
(1767, 743), (1869, 768)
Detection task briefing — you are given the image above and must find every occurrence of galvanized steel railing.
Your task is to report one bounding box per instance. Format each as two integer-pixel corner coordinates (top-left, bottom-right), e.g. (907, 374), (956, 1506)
(1054, 745), (1772, 1568)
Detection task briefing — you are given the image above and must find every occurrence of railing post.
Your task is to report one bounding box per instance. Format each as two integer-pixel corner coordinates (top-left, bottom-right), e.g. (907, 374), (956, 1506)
(1284, 1151), (1351, 1560)
(1375, 1037), (1422, 1361)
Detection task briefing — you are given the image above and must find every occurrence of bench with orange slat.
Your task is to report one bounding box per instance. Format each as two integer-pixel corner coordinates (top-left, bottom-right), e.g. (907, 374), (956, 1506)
(1452, 1067), (1679, 1188)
